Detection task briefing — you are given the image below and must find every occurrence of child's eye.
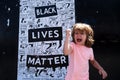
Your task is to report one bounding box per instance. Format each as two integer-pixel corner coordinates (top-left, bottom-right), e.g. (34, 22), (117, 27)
(75, 32), (79, 34)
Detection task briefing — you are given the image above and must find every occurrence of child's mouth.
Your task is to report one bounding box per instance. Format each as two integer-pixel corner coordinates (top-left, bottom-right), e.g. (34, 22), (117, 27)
(77, 39), (82, 42)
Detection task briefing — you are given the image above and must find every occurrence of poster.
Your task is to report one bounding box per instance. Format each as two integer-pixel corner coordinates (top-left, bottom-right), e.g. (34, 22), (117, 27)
(17, 0), (75, 80)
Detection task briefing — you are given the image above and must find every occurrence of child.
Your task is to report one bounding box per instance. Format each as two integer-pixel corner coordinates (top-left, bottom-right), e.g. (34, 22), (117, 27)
(63, 23), (107, 80)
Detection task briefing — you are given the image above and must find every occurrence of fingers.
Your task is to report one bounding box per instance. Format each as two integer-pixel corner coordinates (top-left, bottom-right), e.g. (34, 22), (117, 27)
(66, 29), (71, 37)
(99, 70), (108, 79)
(66, 29), (71, 33)
(102, 71), (108, 79)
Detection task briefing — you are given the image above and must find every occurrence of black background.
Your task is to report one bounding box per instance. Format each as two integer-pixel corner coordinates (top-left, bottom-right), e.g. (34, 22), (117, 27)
(0, 0), (120, 80)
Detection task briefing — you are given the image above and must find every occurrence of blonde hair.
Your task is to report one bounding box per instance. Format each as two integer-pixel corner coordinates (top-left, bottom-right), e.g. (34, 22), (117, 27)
(71, 23), (94, 47)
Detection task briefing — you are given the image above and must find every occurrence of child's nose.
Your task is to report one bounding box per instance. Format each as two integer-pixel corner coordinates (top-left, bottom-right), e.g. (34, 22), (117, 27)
(77, 35), (82, 38)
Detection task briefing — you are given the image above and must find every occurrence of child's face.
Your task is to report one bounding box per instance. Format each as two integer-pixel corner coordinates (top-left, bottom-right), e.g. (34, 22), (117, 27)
(73, 29), (87, 45)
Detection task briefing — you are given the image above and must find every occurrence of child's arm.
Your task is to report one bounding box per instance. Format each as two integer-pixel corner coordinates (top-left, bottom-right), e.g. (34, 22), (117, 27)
(90, 59), (108, 79)
(63, 29), (72, 55)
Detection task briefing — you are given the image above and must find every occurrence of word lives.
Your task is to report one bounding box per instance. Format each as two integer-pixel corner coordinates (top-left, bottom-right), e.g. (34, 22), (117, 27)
(35, 5), (57, 18)
(28, 27), (62, 42)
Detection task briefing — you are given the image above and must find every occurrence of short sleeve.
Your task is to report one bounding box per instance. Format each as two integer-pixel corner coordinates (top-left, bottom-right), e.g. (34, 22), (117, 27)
(89, 48), (94, 60)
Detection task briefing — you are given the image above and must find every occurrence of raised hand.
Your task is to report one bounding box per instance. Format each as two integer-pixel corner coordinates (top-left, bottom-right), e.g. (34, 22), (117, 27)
(66, 29), (71, 38)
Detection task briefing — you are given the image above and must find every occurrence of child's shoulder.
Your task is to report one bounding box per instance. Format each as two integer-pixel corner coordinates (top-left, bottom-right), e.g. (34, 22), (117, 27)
(86, 47), (93, 52)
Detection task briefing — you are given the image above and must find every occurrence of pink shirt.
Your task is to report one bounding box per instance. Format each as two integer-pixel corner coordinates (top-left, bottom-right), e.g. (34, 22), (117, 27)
(65, 42), (94, 80)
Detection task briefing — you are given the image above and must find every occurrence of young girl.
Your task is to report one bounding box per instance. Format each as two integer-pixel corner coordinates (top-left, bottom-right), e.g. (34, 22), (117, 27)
(63, 23), (107, 80)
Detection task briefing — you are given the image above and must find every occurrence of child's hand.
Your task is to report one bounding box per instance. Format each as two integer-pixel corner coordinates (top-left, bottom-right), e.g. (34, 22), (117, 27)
(99, 69), (108, 79)
(66, 29), (71, 38)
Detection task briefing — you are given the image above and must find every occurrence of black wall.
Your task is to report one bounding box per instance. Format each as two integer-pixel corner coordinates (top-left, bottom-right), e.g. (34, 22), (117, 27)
(75, 0), (120, 45)
(0, 0), (19, 80)
(0, 0), (120, 80)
